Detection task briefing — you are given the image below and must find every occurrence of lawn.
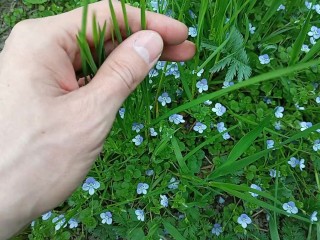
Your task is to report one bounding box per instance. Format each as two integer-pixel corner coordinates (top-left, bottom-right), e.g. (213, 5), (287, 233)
(1, 0), (320, 239)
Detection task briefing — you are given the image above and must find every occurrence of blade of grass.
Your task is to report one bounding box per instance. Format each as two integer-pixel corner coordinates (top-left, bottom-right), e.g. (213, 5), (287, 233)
(171, 137), (190, 174)
(269, 215), (281, 240)
(301, 40), (320, 63)
(97, 22), (107, 67)
(109, 0), (123, 43)
(289, 10), (312, 65)
(163, 221), (186, 240)
(151, 59), (320, 125)
(77, 36), (98, 74)
(261, 0), (282, 24)
(120, 0), (131, 37)
(140, 0), (147, 30)
(92, 14), (99, 49)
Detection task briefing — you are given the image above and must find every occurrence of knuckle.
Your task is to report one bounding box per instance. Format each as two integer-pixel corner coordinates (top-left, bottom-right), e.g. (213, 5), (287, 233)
(107, 59), (136, 92)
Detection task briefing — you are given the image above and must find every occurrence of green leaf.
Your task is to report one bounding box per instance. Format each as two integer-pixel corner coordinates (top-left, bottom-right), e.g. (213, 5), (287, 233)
(109, 0), (123, 43)
(171, 137), (190, 174)
(163, 221), (186, 240)
(23, 0), (47, 4)
(269, 216), (281, 240)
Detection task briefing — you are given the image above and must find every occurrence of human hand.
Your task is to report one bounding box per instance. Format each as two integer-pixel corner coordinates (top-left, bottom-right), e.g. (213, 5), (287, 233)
(0, 1), (195, 238)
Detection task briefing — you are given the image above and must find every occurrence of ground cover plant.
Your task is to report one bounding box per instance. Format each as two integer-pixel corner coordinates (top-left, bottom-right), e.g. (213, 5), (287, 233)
(1, 0), (320, 239)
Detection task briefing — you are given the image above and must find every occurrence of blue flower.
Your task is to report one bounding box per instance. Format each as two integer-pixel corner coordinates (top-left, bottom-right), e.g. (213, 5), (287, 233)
(135, 209), (145, 221)
(132, 135), (143, 146)
(211, 223), (223, 236)
(250, 184), (262, 197)
(237, 214), (252, 228)
(316, 96), (320, 103)
(82, 177), (100, 195)
(119, 108), (125, 119)
(137, 183), (149, 195)
(193, 122), (207, 133)
(314, 4), (320, 14)
(68, 218), (79, 229)
(100, 211), (112, 225)
(263, 97), (272, 104)
(189, 10), (197, 19)
(267, 140), (275, 149)
(160, 195), (169, 207)
(150, 128), (158, 137)
(259, 54), (270, 64)
(306, 1), (313, 9)
(156, 61), (166, 70)
(168, 177), (179, 189)
(158, 92), (172, 106)
(222, 80), (235, 88)
(308, 26), (320, 40)
(204, 100), (212, 105)
(188, 26), (197, 37)
(169, 114), (185, 125)
(288, 157), (300, 168)
(42, 211), (52, 221)
(196, 79), (208, 93)
(249, 23), (256, 34)
(301, 44), (310, 53)
(145, 169), (154, 176)
(311, 211), (318, 223)
(132, 123), (144, 133)
(218, 196), (225, 204)
(216, 122), (231, 140)
(150, 0), (167, 12)
(149, 68), (159, 78)
(195, 68), (204, 77)
(277, 4), (285, 11)
(283, 201), (298, 214)
(313, 139), (320, 151)
(212, 103), (227, 116)
(274, 121), (282, 130)
(275, 106), (284, 118)
(295, 103), (305, 110)
(165, 62), (180, 79)
(300, 121), (312, 131)
(299, 159), (305, 171)
(269, 169), (281, 178)
(52, 215), (67, 231)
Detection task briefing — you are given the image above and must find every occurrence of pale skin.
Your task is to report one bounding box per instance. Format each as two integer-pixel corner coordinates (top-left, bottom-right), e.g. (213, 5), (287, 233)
(0, 1), (195, 239)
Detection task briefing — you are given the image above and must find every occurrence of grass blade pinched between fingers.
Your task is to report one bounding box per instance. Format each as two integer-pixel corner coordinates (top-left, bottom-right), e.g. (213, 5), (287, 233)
(109, 0), (123, 43)
(120, 0), (131, 37)
(140, 0), (147, 30)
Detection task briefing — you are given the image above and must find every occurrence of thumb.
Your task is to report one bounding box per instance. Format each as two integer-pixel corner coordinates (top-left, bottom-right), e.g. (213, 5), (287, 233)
(84, 30), (163, 112)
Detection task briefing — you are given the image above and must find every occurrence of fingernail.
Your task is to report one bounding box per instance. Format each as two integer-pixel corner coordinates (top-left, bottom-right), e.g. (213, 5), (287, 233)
(133, 31), (163, 66)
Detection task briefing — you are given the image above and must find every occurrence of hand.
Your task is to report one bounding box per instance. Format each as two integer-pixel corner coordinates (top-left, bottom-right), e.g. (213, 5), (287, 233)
(0, 1), (195, 238)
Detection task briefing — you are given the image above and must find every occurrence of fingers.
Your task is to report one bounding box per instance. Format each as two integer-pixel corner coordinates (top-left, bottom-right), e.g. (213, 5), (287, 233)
(75, 30), (163, 114)
(160, 40), (196, 62)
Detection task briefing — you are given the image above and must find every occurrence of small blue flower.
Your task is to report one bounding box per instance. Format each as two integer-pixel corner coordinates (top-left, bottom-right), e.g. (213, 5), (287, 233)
(150, 0), (167, 12)
(249, 23), (256, 34)
(193, 122), (207, 133)
(211, 223), (223, 236)
(145, 169), (154, 176)
(237, 214), (252, 228)
(119, 108), (125, 119)
(259, 54), (270, 64)
(132, 135), (143, 146)
(277, 4), (286, 11)
(263, 97), (272, 104)
(52, 215), (67, 231)
(288, 157), (300, 168)
(42, 211), (52, 221)
(150, 128), (158, 137)
(300, 121), (313, 131)
(158, 92), (172, 106)
(267, 140), (275, 149)
(275, 106), (284, 118)
(204, 100), (212, 105)
(156, 61), (166, 70)
(316, 96), (320, 103)
(218, 196), (225, 204)
(196, 79), (208, 93)
(295, 103), (305, 110)
(188, 26), (197, 37)
(311, 211), (318, 223)
(269, 169), (281, 178)
(168, 177), (179, 189)
(189, 10), (197, 19)
(169, 114), (185, 125)
(299, 159), (305, 171)
(137, 183), (149, 195)
(149, 68), (159, 78)
(68, 218), (79, 229)
(250, 184), (262, 197)
(135, 209), (145, 221)
(313, 140), (320, 151)
(274, 121), (282, 130)
(217, 122), (227, 133)
(314, 4), (320, 14)
(82, 177), (100, 195)
(132, 123), (144, 133)
(222, 80), (235, 88)
(283, 201), (298, 214)
(100, 211), (112, 225)
(160, 195), (169, 207)
(301, 44), (310, 53)
(306, 1), (313, 9)
(212, 103), (227, 116)
(196, 68), (204, 77)
(308, 26), (320, 40)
